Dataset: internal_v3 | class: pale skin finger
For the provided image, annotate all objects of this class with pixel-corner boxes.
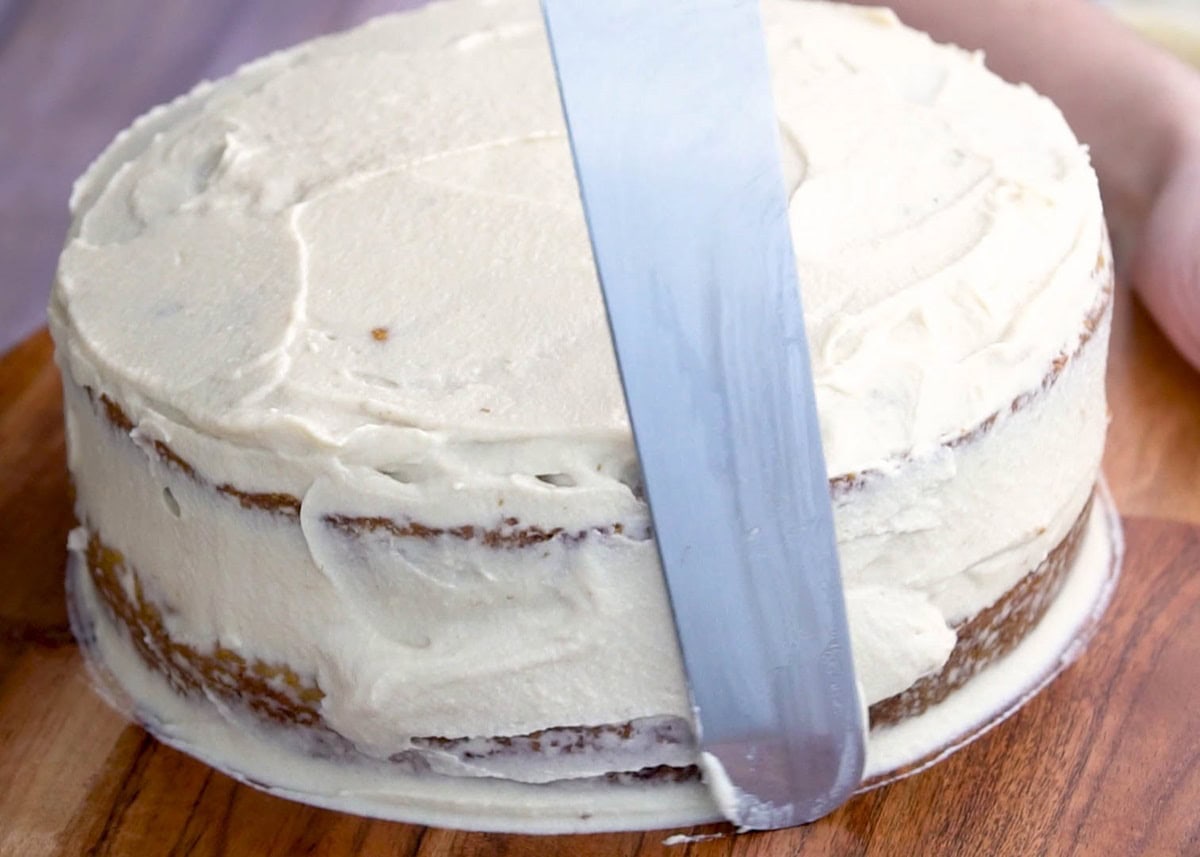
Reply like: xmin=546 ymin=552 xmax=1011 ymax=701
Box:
xmin=1131 ymin=147 xmax=1200 ymax=368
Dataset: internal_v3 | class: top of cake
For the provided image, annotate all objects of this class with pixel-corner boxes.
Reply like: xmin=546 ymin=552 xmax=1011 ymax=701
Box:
xmin=52 ymin=0 xmax=1104 ymax=478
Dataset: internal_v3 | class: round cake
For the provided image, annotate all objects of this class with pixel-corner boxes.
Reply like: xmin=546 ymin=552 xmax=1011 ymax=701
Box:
xmin=52 ymin=0 xmax=1117 ymax=832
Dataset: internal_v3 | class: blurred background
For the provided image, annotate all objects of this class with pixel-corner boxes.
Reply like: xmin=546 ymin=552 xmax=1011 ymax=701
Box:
xmin=1 ymin=0 xmax=1198 ymax=356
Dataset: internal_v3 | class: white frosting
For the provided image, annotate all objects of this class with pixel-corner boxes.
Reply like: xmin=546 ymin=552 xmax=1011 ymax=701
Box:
xmin=54 ymin=0 xmax=1104 ymax=473
xmin=64 ymin=487 xmax=1122 ymax=833
xmin=50 ymin=0 xmax=1112 ymax=786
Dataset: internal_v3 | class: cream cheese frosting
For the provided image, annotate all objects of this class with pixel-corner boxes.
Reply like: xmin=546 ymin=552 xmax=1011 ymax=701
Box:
xmin=51 ymin=0 xmax=1113 ymax=790
xmin=54 ymin=0 xmax=1104 ymax=475
xmin=62 ymin=486 xmax=1123 ymax=833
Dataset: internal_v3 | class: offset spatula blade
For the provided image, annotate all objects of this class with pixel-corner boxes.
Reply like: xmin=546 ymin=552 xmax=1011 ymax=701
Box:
xmin=541 ymin=0 xmax=865 ymax=828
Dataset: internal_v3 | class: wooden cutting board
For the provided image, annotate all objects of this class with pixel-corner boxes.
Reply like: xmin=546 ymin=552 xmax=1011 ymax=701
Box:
xmin=2 ymin=286 xmax=1198 ymax=857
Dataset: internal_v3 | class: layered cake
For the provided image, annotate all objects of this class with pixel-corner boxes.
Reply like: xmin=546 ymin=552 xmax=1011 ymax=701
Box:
xmin=52 ymin=0 xmax=1117 ymax=831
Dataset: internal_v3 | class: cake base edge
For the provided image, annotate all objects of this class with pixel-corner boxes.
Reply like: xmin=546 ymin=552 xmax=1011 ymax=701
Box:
xmin=65 ymin=484 xmax=1123 ymax=834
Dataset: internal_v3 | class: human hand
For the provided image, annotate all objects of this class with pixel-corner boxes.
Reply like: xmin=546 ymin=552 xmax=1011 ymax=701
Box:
xmin=1128 ymin=133 xmax=1200 ymax=372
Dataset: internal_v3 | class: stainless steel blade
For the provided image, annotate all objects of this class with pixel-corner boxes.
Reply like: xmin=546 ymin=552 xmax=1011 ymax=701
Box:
xmin=541 ymin=0 xmax=865 ymax=829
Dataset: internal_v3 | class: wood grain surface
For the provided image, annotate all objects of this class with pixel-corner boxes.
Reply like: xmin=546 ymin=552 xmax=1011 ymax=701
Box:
xmin=1106 ymin=285 xmax=1200 ymax=524
xmin=1 ymin=277 xmax=1198 ymax=855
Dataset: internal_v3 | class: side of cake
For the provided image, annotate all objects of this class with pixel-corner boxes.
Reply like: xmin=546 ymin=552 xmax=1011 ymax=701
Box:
xmin=51 ymin=0 xmax=1114 ymax=817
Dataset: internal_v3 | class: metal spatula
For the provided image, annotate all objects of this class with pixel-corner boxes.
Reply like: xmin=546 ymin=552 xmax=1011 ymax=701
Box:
xmin=541 ymin=0 xmax=865 ymax=829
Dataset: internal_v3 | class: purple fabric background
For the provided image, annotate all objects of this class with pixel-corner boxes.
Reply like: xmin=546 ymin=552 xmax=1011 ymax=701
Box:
xmin=0 ymin=0 xmax=422 ymax=355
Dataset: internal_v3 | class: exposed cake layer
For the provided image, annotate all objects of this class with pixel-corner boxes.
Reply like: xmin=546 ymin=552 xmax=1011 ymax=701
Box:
xmin=867 ymin=491 xmax=1091 ymax=725
xmin=71 ymin=489 xmax=1090 ymax=783
xmin=58 ymin=286 xmax=1110 ymax=780
xmin=63 ymin=493 xmax=1122 ymax=832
